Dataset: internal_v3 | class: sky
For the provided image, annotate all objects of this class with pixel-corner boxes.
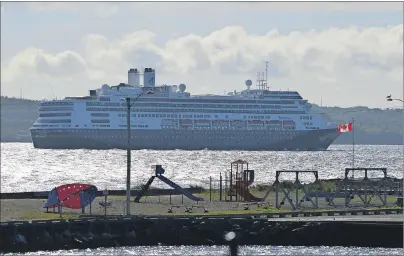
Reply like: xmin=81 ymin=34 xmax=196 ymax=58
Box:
xmin=1 ymin=1 xmax=403 ymax=108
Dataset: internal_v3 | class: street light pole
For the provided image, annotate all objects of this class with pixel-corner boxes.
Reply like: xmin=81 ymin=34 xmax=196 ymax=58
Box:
xmin=386 ymin=95 xmax=403 ymax=103
xmin=125 ymin=97 xmax=131 ymax=216
xmin=122 ymin=90 xmax=154 ymax=216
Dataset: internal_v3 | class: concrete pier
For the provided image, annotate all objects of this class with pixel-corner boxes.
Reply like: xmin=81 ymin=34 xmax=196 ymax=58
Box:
xmin=0 ymin=213 xmax=402 ymax=253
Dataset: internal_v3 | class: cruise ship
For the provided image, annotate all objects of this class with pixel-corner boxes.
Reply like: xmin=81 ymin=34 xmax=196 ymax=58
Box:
xmin=30 ymin=65 xmax=339 ymax=150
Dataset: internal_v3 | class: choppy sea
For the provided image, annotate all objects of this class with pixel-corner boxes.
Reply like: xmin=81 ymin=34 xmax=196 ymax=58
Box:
xmin=1 ymin=143 xmax=402 ymax=193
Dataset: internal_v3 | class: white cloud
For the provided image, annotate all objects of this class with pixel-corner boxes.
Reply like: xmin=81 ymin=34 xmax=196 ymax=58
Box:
xmin=1 ymin=24 xmax=403 ymax=108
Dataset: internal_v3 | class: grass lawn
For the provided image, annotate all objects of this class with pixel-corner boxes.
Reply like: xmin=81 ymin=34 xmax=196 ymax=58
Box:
xmin=21 ymin=212 xmax=80 ymax=221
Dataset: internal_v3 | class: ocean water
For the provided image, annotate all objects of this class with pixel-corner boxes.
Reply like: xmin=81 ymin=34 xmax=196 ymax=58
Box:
xmin=5 ymin=245 xmax=404 ymax=255
xmin=1 ymin=143 xmax=403 ymax=255
xmin=1 ymin=143 xmax=403 ymax=193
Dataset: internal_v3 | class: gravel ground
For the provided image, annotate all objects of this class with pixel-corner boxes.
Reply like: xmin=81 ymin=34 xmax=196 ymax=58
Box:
xmin=1 ymin=190 xmax=399 ymax=222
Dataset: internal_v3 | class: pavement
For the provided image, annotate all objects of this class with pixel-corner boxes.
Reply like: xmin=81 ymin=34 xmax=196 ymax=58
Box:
xmin=265 ymin=214 xmax=404 ymax=222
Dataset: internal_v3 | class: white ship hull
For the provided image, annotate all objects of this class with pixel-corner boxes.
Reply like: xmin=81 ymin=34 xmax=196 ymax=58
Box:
xmin=30 ymin=128 xmax=338 ymax=151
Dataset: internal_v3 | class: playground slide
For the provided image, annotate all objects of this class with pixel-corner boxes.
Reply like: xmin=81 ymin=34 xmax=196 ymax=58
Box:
xmin=134 ymin=176 xmax=156 ymax=203
xmin=235 ymin=182 xmax=264 ymax=202
xmin=156 ymin=175 xmax=204 ymax=201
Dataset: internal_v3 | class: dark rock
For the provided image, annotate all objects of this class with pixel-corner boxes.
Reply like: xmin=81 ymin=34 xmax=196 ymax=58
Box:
xmin=0 ymin=217 xmax=402 ymax=253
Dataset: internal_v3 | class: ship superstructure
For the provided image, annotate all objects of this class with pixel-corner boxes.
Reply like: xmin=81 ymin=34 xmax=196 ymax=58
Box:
xmin=30 ymin=65 xmax=339 ymax=150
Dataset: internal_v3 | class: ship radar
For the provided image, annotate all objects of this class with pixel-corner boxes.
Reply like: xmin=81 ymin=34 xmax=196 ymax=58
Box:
xmin=179 ymin=84 xmax=186 ymax=92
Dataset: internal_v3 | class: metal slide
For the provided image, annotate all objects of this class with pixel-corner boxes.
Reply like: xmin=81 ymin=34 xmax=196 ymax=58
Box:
xmin=235 ymin=181 xmax=264 ymax=202
xmin=156 ymin=175 xmax=204 ymax=201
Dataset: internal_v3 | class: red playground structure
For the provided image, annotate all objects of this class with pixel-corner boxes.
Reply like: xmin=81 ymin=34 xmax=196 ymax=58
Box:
xmin=208 ymin=160 xmax=263 ymax=202
xmin=43 ymin=183 xmax=97 ymax=211
xmin=229 ymin=160 xmax=263 ymax=202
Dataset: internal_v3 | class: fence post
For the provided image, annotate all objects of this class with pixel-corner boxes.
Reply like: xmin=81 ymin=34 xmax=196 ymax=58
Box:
xmin=235 ymin=171 xmax=238 ymax=202
xmin=209 ymin=176 xmax=212 ymax=202
xmin=230 ymin=170 xmax=233 ymax=202
xmin=220 ymin=172 xmax=222 ymax=201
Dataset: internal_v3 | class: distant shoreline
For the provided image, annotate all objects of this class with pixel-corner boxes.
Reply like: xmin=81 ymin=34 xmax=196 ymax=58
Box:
xmin=2 ymin=96 xmax=403 ymax=146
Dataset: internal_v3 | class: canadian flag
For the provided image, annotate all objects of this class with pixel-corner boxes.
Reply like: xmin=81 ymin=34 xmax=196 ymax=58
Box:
xmin=337 ymin=122 xmax=353 ymax=134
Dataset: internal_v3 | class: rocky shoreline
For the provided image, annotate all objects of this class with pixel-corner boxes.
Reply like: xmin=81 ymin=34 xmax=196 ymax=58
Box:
xmin=1 ymin=216 xmax=402 ymax=253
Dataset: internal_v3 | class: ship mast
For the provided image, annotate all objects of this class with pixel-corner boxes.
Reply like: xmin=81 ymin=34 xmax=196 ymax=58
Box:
xmin=265 ymin=61 xmax=268 ymax=90
xmin=256 ymin=61 xmax=269 ymax=92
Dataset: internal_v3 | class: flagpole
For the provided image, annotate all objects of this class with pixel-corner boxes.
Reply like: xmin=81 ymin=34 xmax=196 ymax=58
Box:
xmin=352 ymin=117 xmax=355 ymax=178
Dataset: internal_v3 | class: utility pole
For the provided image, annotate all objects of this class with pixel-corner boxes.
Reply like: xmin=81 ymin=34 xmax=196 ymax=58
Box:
xmin=123 ymin=89 xmax=154 ymax=216
xmin=126 ymin=97 xmax=131 ymax=215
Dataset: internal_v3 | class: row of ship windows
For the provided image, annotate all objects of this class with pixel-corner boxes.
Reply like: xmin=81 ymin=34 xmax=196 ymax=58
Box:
xmin=39 ymin=113 xmax=72 ymax=117
xmin=34 ymin=120 xmax=304 ymax=129
xmin=32 ymin=125 xmax=317 ymax=131
xmin=40 ymin=102 xmax=74 ymax=106
xmin=118 ymin=113 xmax=269 ymax=119
xmin=37 ymin=119 xmax=110 ymax=124
xmin=120 ymin=103 xmax=297 ymax=109
xmin=86 ymin=100 xmax=297 ymax=106
xmin=87 ymin=103 xmax=297 ymax=110
xmin=38 ymin=106 xmax=304 ymax=114
xmin=37 ymin=129 xmax=300 ymax=135
xmin=86 ymin=108 xmax=305 ymax=114
xmin=39 ymin=107 xmax=74 ymax=111
xmin=81 ymin=135 xmax=295 ymax=140
xmin=163 ymin=126 xmax=295 ymax=130
xmin=86 ymin=102 xmax=119 ymax=106
xmin=91 ymin=113 xmax=109 ymax=117
xmin=116 ymin=113 xmax=291 ymax=120
xmin=39 ymin=113 xmax=110 ymax=118
xmin=33 ymin=124 xmax=113 ymax=128
xmin=39 ymin=97 xmax=304 ymax=107
xmin=37 ymin=112 xmax=313 ymax=122
xmin=37 ymin=119 xmax=71 ymax=123
xmin=32 ymin=125 xmax=71 ymax=127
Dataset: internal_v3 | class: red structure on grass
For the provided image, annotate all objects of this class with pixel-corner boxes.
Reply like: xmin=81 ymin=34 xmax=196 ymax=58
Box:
xmin=43 ymin=183 xmax=97 ymax=209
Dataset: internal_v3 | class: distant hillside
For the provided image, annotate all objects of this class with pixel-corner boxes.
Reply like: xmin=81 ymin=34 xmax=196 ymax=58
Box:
xmin=1 ymin=96 xmax=39 ymax=142
xmin=0 ymin=95 xmax=403 ymax=145
xmin=310 ymin=105 xmax=403 ymax=145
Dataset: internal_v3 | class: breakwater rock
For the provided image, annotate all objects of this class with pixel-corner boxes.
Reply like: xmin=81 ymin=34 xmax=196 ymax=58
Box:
xmin=0 ymin=216 xmax=402 ymax=253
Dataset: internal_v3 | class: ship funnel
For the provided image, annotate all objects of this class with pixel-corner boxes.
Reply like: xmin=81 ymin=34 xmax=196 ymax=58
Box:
xmin=128 ymin=68 xmax=140 ymax=87
xmin=143 ymin=68 xmax=156 ymax=87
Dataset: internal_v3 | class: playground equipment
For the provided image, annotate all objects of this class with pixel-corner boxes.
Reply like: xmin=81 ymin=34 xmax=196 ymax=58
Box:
xmin=273 ymin=170 xmax=329 ymax=210
xmin=333 ymin=167 xmax=402 ymax=207
xmin=274 ymin=167 xmax=402 ymax=210
xmin=43 ymin=184 xmax=97 ymax=213
xmin=209 ymin=160 xmax=263 ymax=202
xmin=134 ymin=165 xmax=204 ymax=203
